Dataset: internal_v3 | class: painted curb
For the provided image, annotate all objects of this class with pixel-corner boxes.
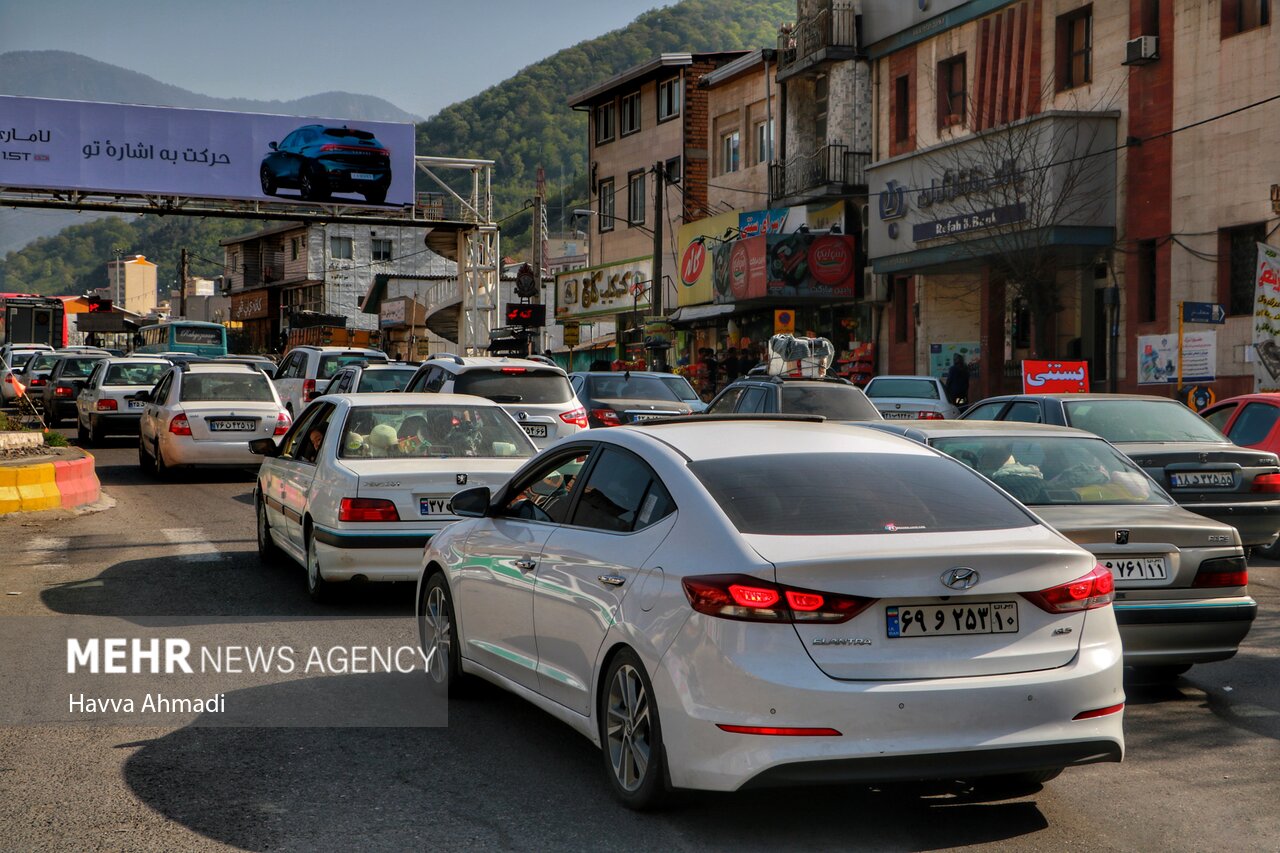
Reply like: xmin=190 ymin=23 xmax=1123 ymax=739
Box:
xmin=53 ymin=455 xmax=101 ymax=509
xmin=0 ymin=450 xmax=100 ymax=514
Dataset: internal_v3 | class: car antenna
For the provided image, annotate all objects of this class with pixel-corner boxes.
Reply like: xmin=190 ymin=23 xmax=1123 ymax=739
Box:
xmin=624 ymin=369 xmax=630 ymax=380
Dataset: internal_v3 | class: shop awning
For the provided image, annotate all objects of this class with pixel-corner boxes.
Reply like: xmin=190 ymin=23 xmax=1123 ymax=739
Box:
xmin=667 ymin=304 xmax=735 ymax=324
xmin=551 ymin=333 xmax=615 ymax=353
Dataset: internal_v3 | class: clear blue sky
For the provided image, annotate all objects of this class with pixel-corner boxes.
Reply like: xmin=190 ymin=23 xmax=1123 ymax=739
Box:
xmin=1 ymin=0 xmax=669 ymax=118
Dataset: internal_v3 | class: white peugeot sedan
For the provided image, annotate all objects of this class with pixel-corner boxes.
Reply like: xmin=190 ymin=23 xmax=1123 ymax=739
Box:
xmin=251 ymin=393 xmax=537 ymax=601
xmin=75 ymin=356 xmax=171 ymax=445
xmin=415 ymin=416 xmax=1125 ymax=808
xmin=137 ymin=363 xmax=291 ymax=476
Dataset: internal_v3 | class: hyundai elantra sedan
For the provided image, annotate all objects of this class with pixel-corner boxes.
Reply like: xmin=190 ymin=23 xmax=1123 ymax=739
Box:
xmin=414 ymin=415 xmax=1125 ymax=808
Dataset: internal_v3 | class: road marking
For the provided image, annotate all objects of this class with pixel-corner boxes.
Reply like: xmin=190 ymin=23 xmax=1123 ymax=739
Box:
xmin=162 ymin=528 xmax=222 ymax=563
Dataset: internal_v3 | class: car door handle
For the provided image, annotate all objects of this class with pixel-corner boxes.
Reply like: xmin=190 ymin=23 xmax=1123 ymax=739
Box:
xmin=598 ymin=574 xmax=626 ymax=587
xmin=514 ymin=558 xmax=537 ymax=572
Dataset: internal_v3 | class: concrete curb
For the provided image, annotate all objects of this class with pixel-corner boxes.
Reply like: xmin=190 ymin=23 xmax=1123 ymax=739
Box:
xmin=0 ymin=448 xmax=100 ymax=514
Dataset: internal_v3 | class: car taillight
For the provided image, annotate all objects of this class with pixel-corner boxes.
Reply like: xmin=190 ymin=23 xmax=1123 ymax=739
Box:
xmin=1192 ymin=556 xmax=1248 ymax=588
xmin=916 ymin=411 xmax=944 ymax=419
xmin=168 ymin=414 xmax=192 ymax=436
xmin=1024 ymin=564 xmax=1115 ymax=613
xmin=1251 ymin=473 xmax=1280 ymax=493
xmin=682 ymin=574 xmax=875 ymax=624
xmin=54 ymin=386 xmax=73 ymax=397
xmin=29 ymin=377 xmax=46 ymax=387
xmin=590 ymin=408 xmax=622 ymax=427
xmin=501 ymin=367 xmax=527 ymax=374
xmin=559 ymin=406 xmax=589 ymax=428
xmin=302 ymin=378 xmax=317 ymax=402
xmin=96 ymin=399 xmax=118 ymax=411
xmin=273 ymin=411 xmax=291 ymax=436
xmin=339 ymin=497 xmax=400 ymax=522
xmin=318 ymin=143 xmax=388 ymax=156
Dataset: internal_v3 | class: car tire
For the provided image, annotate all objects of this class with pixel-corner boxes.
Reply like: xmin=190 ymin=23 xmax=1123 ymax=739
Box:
xmin=599 ymin=648 xmax=668 ymax=810
xmin=300 ymin=165 xmax=329 ymax=202
xmin=77 ymin=417 xmax=91 ymax=446
xmin=305 ymin=527 xmax=333 ymax=603
xmin=153 ymin=439 xmax=172 ymax=480
xmin=256 ymin=489 xmax=283 ymax=564
xmin=418 ymin=572 xmax=476 ymax=699
xmin=138 ymin=435 xmax=155 ymax=475
xmin=259 ymin=164 xmax=277 ymax=196
xmin=88 ymin=416 xmax=104 ymax=446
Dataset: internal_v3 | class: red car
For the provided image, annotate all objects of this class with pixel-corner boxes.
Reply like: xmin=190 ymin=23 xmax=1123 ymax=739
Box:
xmin=1202 ymin=393 xmax=1280 ymax=556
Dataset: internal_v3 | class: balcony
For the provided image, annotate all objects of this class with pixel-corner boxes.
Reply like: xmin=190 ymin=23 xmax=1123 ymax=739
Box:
xmin=769 ymin=144 xmax=870 ymax=207
xmin=776 ymin=0 xmax=860 ymax=82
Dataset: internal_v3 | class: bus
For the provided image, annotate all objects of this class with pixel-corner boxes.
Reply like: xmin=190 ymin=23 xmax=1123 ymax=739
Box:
xmin=0 ymin=294 xmax=67 ymax=348
xmin=134 ymin=320 xmax=229 ymax=358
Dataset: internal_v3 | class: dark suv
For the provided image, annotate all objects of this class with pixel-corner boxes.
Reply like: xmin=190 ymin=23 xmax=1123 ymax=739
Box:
xmin=704 ymin=373 xmax=882 ymax=422
xmin=260 ymin=124 xmax=392 ymax=204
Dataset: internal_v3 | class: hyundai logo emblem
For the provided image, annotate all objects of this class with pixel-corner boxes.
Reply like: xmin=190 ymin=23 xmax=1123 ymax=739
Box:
xmin=941 ymin=567 xmax=979 ymax=590
xmin=1115 ymin=529 xmax=1130 ymax=545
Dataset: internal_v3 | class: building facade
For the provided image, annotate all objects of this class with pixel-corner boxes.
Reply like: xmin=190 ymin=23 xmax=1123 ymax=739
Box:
xmin=105 ymin=255 xmax=158 ymax=317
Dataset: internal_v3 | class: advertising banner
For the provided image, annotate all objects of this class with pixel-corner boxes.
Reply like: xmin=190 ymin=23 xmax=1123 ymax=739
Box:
xmin=1252 ymin=242 xmax=1280 ymax=392
xmin=1021 ymin=360 xmax=1089 ymax=394
xmin=676 ymin=211 xmax=740 ymax=307
xmin=929 ymin=342 xmax=981 ymax=383
xmin=1137 ymin=332 xmax=1216 ymax=384
xmin=230 ymin=290 xmax=271 ymax=321
xmin=0 ymin=95 xmax=415 ymax=206
xmin=555 ymin=256 xmax=652 ymax=321
xmin=1180 ymin=331 xmax=1217 ymax=383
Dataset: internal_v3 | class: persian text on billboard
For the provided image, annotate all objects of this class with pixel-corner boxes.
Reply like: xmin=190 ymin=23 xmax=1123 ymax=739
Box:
xmin=1252 ymin=242 xmax=1280 ymax=392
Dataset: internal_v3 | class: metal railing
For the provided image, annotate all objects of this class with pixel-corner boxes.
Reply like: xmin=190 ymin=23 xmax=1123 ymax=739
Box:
xmin=777 ymin=0 xmax=859 ymax=71
xmin=769 ymin=144 xmax=870 ymax=201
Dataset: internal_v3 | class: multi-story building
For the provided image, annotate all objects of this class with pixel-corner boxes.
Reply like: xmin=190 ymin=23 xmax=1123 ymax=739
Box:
xmin=702 ymin=49 xmax=779 ymax=212
xmin=105 ymin=254 xmax=158 ymax=317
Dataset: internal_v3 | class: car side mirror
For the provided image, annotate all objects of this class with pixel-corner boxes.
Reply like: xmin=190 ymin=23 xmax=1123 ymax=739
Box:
xmin=451 ymin=486 xmax=491 ymax=518
xmin=249 ymin=437 xmax=281 ymax=457
xmin=269 ymin=141 xmax=278 ymax=150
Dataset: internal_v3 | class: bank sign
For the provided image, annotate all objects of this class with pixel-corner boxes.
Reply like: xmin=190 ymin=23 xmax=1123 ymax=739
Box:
xmin=0 ymin=95 xmax=415 ymax=206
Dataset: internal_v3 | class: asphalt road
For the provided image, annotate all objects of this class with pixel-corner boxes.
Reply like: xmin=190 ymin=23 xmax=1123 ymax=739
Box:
xmin=0 ymin=433 xmax=1278 ymax=852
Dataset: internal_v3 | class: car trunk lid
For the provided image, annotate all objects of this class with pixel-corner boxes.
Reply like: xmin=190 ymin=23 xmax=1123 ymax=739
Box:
xmin=180 ymin=402 xmax=282 ymax=441
xmin=1118 ymin=441 xmax=1279 ymax=500
xmin=350 ymin=458 xmax=520 ymax=524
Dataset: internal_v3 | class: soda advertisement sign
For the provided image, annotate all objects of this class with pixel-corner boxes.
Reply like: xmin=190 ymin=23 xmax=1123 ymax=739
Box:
xmin=709 ymin=233 xmax=856 ymax=303
xmin=1021 ymin=360 xmax=1090 ymax=394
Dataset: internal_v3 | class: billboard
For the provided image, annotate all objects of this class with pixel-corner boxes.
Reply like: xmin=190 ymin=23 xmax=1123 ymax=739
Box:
xmin=555 ymin=256 xmax=652 ymax=321
xmin=1022 ymin=360 xmax=1089 ymax=394
xmin=709 ymin=233 xmax=857 ymax=303
xmin=1137 ymin=332 xmax=1217 ymax=384
xmin=0 ymin=95 xmax=415 ymax=207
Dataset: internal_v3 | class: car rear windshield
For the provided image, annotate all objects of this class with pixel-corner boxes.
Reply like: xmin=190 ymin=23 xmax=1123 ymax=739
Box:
xmin=690 ymin=452 xmax=1034 ymax=535
xmin=61 ymin=357 xmax=106 ymax=378
xmin=931 ymin=435 xmax=1172 ymax=506
xmin=180 ymin=372 xmax=276 ymax=403
xmin=866 ymin=378 xmax=940 ymax=400
xmin=318 ymin=354 xmax=387 ymax=380
xmin=357 ymin=368 xmax=416 ymax=392
xmin=1063 ymin=399 xmax=1227 ymax=443
xmin=323 ymin=127 xmax=375 ymax=141
xmin=455 ymin=369 xmax=574 ymax=404
xmin=658 ymin=374 xmax=700 ymax=403
xmin=340 ymin=404 xmax=535 ymax=459
xmin=105 ymin=363 xmax=169 ymax=386
xmin=30 ymin=354 xmax=58 ymax=371
xmin=781 ymin=385 xmax=881 ymax=420
xmin=586 ymin=375 xmax=681 ymax=402
xmin=8 ymin=352 xmax=36 ymax=369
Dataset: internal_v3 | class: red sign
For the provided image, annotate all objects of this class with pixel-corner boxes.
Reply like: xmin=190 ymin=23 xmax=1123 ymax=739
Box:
xmin=1021 ymin=360 xmax=1090 ymax=394
xmin=808 ymin=235 xmax=854 ymax=287
xmin=679 ymin=241 xmax=706 ymax=286
xmin=504 ymin=303 xmax=546 ymax=327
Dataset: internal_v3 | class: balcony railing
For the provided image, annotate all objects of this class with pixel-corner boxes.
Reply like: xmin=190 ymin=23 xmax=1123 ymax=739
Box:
xmin=777 ymin=0 xmax=859 ymax=73
xmin=769 ymin=144 xmax=870 ymax=202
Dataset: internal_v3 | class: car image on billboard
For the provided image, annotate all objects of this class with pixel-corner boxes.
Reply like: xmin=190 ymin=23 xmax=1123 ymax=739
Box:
xmin=260 ymin=124 xmax=392 ymax=204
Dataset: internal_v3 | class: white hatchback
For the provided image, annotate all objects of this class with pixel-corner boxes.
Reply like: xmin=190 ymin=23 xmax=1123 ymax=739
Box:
xmin=415 ymin=418 xmax=1125 ymax=807
xmin=251 ymin=393 xmax=538 ymax=601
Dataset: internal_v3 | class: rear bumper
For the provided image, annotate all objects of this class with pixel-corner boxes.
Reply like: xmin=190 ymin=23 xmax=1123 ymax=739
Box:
xmin=1114 ymin=598 xmax=1256 ymax=666
xmin=1179 ymin=500 xmax=1280 ymax=547
xmin=313 ymin=528 xmax=434 ymax=582
xmin=159 ymin=435 xmax=261 ymax=467
xmin=87 ymin=412 xmax=143 ymax=435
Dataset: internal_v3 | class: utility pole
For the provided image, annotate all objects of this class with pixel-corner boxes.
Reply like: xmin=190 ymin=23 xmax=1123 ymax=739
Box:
xmin=178 ymin=247 xmax=188 ymax=319
xmin=651 ymin=160 xmax=666 ymax=372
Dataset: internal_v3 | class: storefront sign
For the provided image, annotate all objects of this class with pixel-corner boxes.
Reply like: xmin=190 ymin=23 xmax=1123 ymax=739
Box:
xmin=1021 ymin=360 xmax=1089 ymax=394
xmin=562 ymin=322 xmax=580 ymax=347
xmin=380 ymin=299 xmax=406 ymax=328
xmin=555 ymin=256 xmax=652 ymax=320
xmin=912 ymin=203 xmax=1026 ymax=242
xmin=231 ymin=290 xmax=270 ymax=321
xmin=676 ymin=212 xmax=740 ymax=306
xmin=1252 ymin=242 xmax=1280 ymax=392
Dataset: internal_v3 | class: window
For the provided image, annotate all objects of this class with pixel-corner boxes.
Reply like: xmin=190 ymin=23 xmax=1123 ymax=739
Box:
xmin=1203 ymin=402 xmax=1239 ymax=433
xmin=1005 ymin=401 xmax=1044 ymax=423
xmin=664 ymin=156 xmax=682 ymax=184
xmin=620 ymin=92 xmax=641 ymax=136
xmin=738 ymin=386 xmax=768 ymax=413
xmin=780 ymin=386 xmax=882 ymax=420
xmin=1227 ymin=402 xmax=1280 ymax=446
xmin=815 ymin=73 xmax=829 ymax=142
xmin=707 ymin=388 xmax=744 ymax=414
xmin=893 ymin=277 xmax=910 ymax=342
xmin=1221 ymin=222 xmax=1267 ymax=315
xmin=937 ymin=55 xmax=966 ymax=129
xmin=372 ymin=238 xmax=393 ymax=262
xmin=330 ymin=236 xmax=353 ymax=260
xmin=964 ymin=401 xmax=1007 ymax=421
xmin=282 ymin=402 xmax=334 ymax=462
xmin=504 ymin=451 xmax=591 ymax=524
xmin=755 ymin=119 xmax=774 ymax=164
xmin=894 ymin=75 xmax=911 ymax=143
xmin=1223 ymin=0 xmax=1270 ymax=36
xmin=1137 ymin=239 xmax=1158 ymax=323
xmin=598 ymin=180 xmax=615 ymax=232
xmin=595 ymin=102 xmax=616 ymax=144
xmin=657 ymin=78 xmax=681 ymax=121
xmin=570 ymin=448 xmax=673 ymax=533
xmin=290 ymin=237 xmax=302 ymax=261
xmin=720 ymin=130 xmax=740 ymax=175
xmin=627 ymin=170 xmax=646 ymax=226
xmin=1062 ymin=398 xmax=1229 ymax=443
xmin=455 ymin=369 xmax=574 ymax=404
xmin=1140 ymin=0 xmax=1160 ymax=36
xmin=1056 ymin=6 xmax=1093 ymax=90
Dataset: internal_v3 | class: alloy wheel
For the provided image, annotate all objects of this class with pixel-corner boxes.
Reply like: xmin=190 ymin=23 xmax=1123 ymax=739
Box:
xmin=421 ymin=585 xmax=452 ymax=684
xmin=605 ymin=663 xmax=653 ymax=792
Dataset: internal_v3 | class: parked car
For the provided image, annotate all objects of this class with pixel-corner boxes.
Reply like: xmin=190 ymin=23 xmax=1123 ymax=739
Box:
xmin=865 ymin=420 xmax=1255 ymax=681
xmin=260 ymin=124 xmax=393 ymax=204
xmin=251 ymin=393 xmax=537 ymax=601
xmin=705 ymin=373 xmax=882 ymax=422
xmin=75 ymin=356 xmax=171 ymax=444
xmin=214 ymin=354 xmax=278 ymax=379
xmin=137 ymin=363 xmax=290 ymax=477
xmin=864 ymin=374 xmax=960 ymax=420
xmin=41 ymin=351 xmax=112 ymax=424
xmin=324 ymin=362 xmax=417 ymax=394
xmin=568 ymin=371 xmax=692 ymax=427
xmin=274 ymin=345 xmax=388 ymax=417
xmin=415 ymin=416 xmax=1124 ymax=808
xmin=0 ymin=343 xmax=53 ymax=403
xmin=406 ymin=355 xmax=587 ymax=449
xmin=961 ymin=393 xmax=1280 ymax=547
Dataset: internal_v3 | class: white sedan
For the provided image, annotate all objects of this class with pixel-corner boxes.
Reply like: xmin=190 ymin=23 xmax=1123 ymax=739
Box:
xmin=76 ymin=356 xmax=171 ymax=444
xmin=252 ymin=393 xmax=537 ymax=601
xmin=415 ymin=417 xmax=1125 ymax=807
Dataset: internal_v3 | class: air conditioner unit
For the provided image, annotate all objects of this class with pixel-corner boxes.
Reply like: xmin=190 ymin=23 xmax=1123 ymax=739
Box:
xmin=863 ymin=270 xmax=889 ymax=303
xmin=1123 ymin=35 xmax=1158 ymax=66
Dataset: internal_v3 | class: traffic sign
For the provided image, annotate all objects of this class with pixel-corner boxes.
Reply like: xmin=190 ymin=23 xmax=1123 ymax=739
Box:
xmin=1181 ymin=302 xmax=1225 ymax=324
xmin=514 ymin=263 xmax=539 ymax=299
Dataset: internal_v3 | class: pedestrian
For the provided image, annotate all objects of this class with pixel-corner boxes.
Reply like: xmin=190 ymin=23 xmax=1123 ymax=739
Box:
xmin=724 ymin=346 xmax=741 ymax=382
xmin=945 ymin=353 xmax=970 ymax=407
xmin=700 ymin=347 xmax=719 ymax=397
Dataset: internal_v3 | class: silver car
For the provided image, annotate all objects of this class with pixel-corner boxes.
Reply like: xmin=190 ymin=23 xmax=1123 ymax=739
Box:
xmin=867 ymin=420 xmax=1256 ymax=681
xmin=864 ymin=375 xmax=960 ymax=420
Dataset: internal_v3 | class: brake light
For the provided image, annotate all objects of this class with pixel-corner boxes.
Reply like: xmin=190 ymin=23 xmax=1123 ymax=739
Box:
xmin=1073 ymin=703 xmax=1124 ymax=721
xmin=317 ymin=143 xmax=388 ymax=156
xmin=29 ymin=377 xmax=46 ymax=387
xmin=501 ymin=367 xmax=528 ymax=374
xmin=339 ymin=497 xmax=400 ymax=522
xmin=682 ymin=574 xmax=875 ymax=623
xmin=1192 ymin=556 xmax=1248 ymax=588
xmin=1251 ymin=473 xmax=1280 ymax=493
xmin=916 ymin=410 xmax=944 ymax=420
xmin=168 ymin=414 xmax=192 ymax=436
xmin=716 ymin=724 xmax=842 ymax=736
xmin=54 ymin=386 xmax=73 ymax=398
xmin=1024 ymin=564 xmax=1114 ymax=613
xmin=273 ymin=411 xmax=291 ymax=436
xmin=590 ymin=408 xmax=622 ymax=427
xmin=559 ymin=406 xmax=589 ymax=428
xmin=96 ymin=399 xmax=118 ymax=411
xmin=302 ymin=378 xmax=317 ymax=402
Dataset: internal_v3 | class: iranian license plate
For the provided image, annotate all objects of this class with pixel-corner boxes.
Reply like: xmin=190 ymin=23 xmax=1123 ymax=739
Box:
xmin=630 ymin=414 xmax=665 ymax=422
xmin=886 ymin=601 xmax=1019 ymax=638
xmin=1102 ymin=556 xmax=1168 ymax=581
xmin=884 ymin=411 xmax=914 ymax=419
xmin=420 ymin=497 xmax=453 ymax=516
xmin=1170 ymin=471 xmax=1233 ymax=488
xmin=350 ymin=172 xmax=376 ymax=181
xmin=127 ymin=400 xmax=144 ymax=409
xmin=521 ymin=424 xmax=548 ymax=438
xmin=209 ymin=419 xmax=255 ymax=431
